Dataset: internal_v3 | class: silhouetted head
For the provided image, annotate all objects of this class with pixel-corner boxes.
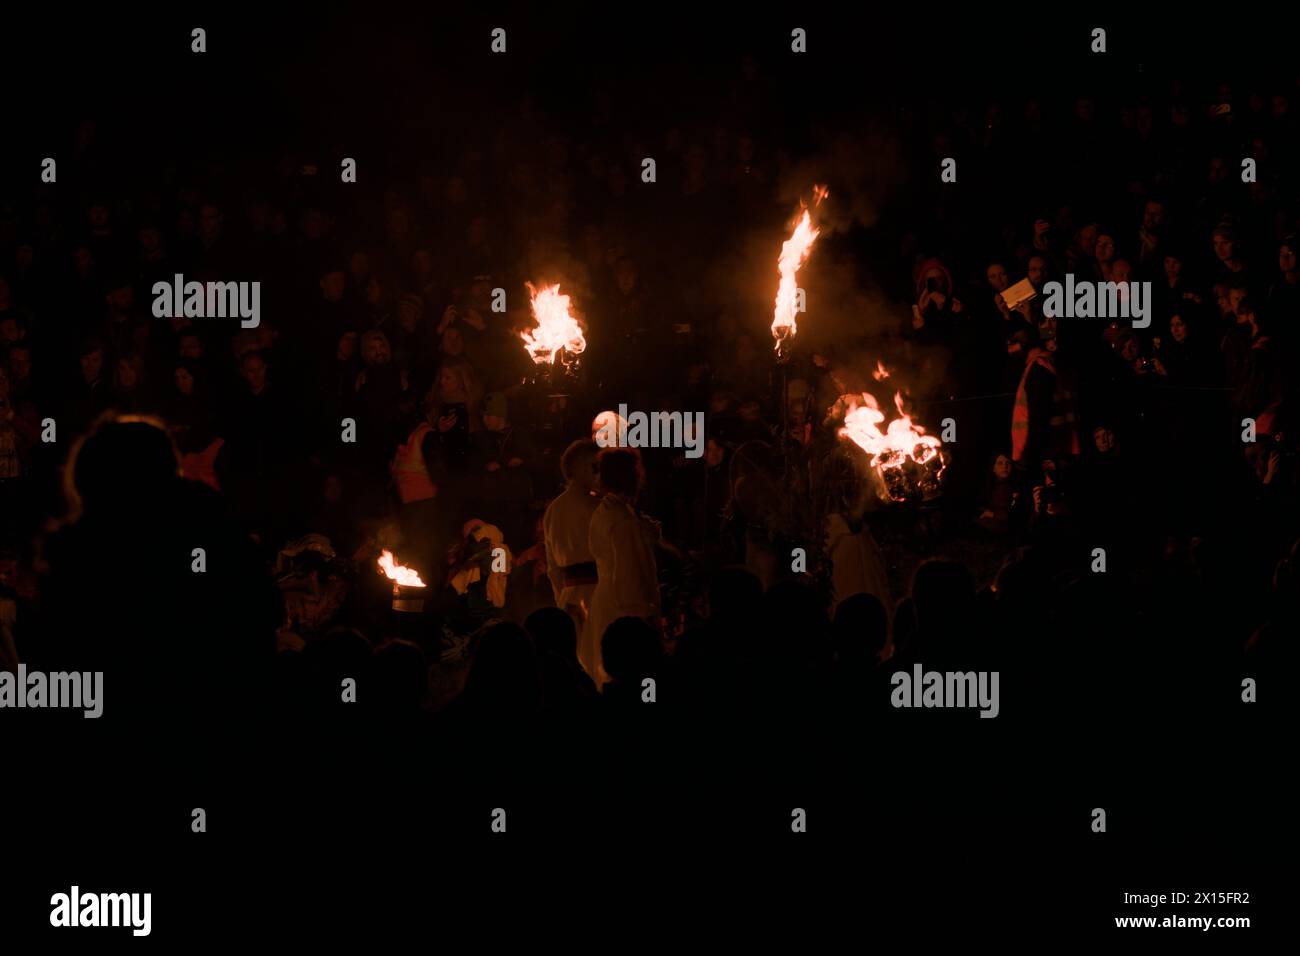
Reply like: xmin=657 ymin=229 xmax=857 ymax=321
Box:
xmin=373 ymin=640 xmax=428 ymax=713
xmin=601 ymin=616 xmax=661 ymax=683
xmin=707 ymin=566 xmax=763 ymax=624
xmin=525 ymin=606 xmax=578 ymax=661
xmin=66 ymin=414 xmax=180 ymax=519
xmin=833 ymin=592 xmax=888 ymax=665
xmin=461 ymin=621 xmax=540 ymax=715
xmin=597 ymin=447 xmax=642 ymax=498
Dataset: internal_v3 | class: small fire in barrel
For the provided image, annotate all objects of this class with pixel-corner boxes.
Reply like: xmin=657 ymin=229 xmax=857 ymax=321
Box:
xmin=522 ymin=282 xmax=587 ymax=367
xmin=836 ymin=391 xmax=948 ymax=503
xmin=378 ymin=549 xmax=427 ymax=612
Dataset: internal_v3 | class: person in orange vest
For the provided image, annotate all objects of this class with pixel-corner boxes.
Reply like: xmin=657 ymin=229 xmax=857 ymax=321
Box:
xmin=1010 ymin=333 xmax=1080 ymax=474
xmin=179 ymin=436 xmax=224 ymax=492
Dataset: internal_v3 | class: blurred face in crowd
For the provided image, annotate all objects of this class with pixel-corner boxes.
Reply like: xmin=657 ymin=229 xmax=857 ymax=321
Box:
xmin=1027 ymin=256 xmax=1047 ymax=287
xmin=1142 ymin=201 xmax=1163 ymax=232
xmin=705 ymin=438 xmax=725 ymax=468
xmin=1076 ymin=223 xmax=1098 ymax=257
xmin=387 ymin=207 xmax=410 ymax=241
xmin=364 ymin=334 xmax=390 ymax=367
xmin=139 ymin=226 xmax=162 ymax=253
xmin=1095 ymin=234 xmax=1116 ymax=263
xmin=440 ymin=326 xmax=464 ymax=356
xmin=467 ymin=216 xmax=490 ymax=247
xmin=321 ymin=270 xmax=346 ymax=302
xmin=116 ymin=358 xmax=138 ymax=390
xmin=1169 ymin=315 xmax=1188 ymax=343
xmin=1213 ymin=233 xmax=1235 ymax=262
xmin=337 ymin=331 xmax=358 ymax=361
xmin=411 ymin=250 xmax=433 ymax=281
xmin=439 ymin=366 xmax=465 ymax=400
xmin=922 ymin=266 xmax=948 ymax=294
xmin=993 ymin=455 xmax=1012 ymax=480
xmin=986 ymin=263 xmax=1009 ymax=292
xmin=199 ymin=204 xmax=222 ymax=242
xmin=349 ymin=251 xmax=370 ymax=281
xmin=1229 ymin=286 xmax=1248 ymax=315
xmin=1214 ymin=284 xmax=1232 ymax=317
xmin=398 ymin=300 xmax=421 ymax=332
xmin=1280 ymin=243 xmax=1297 ymax=275
xmin=9 ymin=347 xmax=31 ymax=382
xmin=1120 ymin=337 xmax=1140 ymax=363
xmin=174 ymin=366 xmax=195 ymax=396
xmin=179 ymin=333 xmax=203 ymax=359
xmin=242 ymin=355 xmax=268 ymax=393
xmin=616 ymin=260 xmax=638 ymax=295
xmin=107 ymin=285 xmax=134 ymax=314
xmin=1094 ymin=427 xmax=1115 ymax=453
xmin=1111 ymin=259 xmax=1132 ymax=284
xmin=81 ymin=349 xmax=104 ymax=384
xmin=1164 ymin=255 xmax=1182 ymax=285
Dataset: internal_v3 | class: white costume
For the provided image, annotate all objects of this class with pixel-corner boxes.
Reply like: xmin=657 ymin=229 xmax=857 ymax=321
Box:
xmin=586 ymin=495 xmax=661 ymax=686
xmin=543 ymin=483 xmax=600 ymax=676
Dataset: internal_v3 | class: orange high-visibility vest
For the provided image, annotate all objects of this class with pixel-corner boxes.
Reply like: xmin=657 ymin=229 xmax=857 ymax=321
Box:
xmin=180 ymin=438 xmax=224 ymax=492
xmin=1011 ymin=348 xmax=1080 ymax=462
xmin=392 ymin=422 xmax=437 ymax=503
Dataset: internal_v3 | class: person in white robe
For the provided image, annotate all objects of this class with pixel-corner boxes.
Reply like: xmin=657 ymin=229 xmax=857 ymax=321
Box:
xmin=586 ymin=448 xmax=661 ymax=687
xmin=543 ymin=440 xmax=601 ymax=679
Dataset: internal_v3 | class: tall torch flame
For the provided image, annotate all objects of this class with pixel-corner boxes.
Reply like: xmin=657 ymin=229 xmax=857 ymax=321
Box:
xmin=771 ymin=185 xmax=828 ymax=360
xmin=522 ymin=282 xmax=587 ymax=365
xmin=378 ymin=550 xmax=426 ymax=588
xmin=836 ymin=391 xmax=947 ymax=503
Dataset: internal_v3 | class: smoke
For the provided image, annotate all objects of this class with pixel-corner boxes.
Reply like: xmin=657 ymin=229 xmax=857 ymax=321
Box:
xmin=774 ymin=125 xmax=909 ymax=235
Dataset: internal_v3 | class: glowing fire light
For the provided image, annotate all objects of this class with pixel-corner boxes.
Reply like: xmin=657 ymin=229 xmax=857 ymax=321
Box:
xmin=378 ymin=550 xmax=426 ymax=589
xmin=873 ymin=360 xmax=890 ymax=381
xmin=522 ymin=282 xmax=586 ymax=365
xmin=836 ymin=392 xmax=947 ymax=502
xmin=592 ymin=409 xmax=628 ymax=446
xmin=771 ymin=185 xmax=829 ymax=359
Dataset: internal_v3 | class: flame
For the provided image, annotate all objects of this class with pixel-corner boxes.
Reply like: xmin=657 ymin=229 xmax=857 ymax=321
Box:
xmin=836 ymin=392 xmax=946 ymax=502
xmin=522 ymin=282 xmax=586 ymax=365
xmin=771 ymin=185 xmax=828 ymax=358
xmin=378 ymin=550 xmax=426 ymax=588
xmin=872 ymin=360 xmax=890 ymax=381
